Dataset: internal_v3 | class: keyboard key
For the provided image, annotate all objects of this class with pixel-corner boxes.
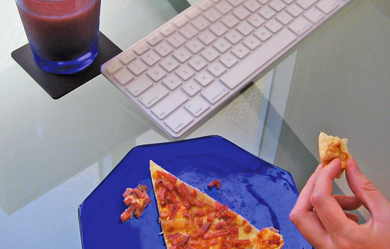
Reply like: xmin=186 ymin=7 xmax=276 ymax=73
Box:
xmin=147 ymin=33 xmax=164 ymax=46
xmin=316 ymin=0 xmax=339 ymax=14
xmin=233 ymin=6 xmax=251 ymax=20
xmin=120 ymin=50 xmax=137 ymax=65
xmin=265 ymin=19 xmax=283 ymax=33
xmin=163 ymin=74 xmax=183 ymax=90
xmin=164 ymin=108 xmax=194 ymax=134
xmin=180 ymin=24 xmax=198 ymax=39
xmin=287 ymin=3 xmax=304 ymax=17
xmin=151 ymin=90 xmax=188 ymax=119
xmin=247 ymin=14 xmax=265 ymax=28
xmin=210 ymin=21 xmax=229 ymax=37
xmin=189 ymin=56 xmax=208 ymax=71
xmin=215 ymin=1 xmax=233 ymax=14
xmin=244 ymin=0 xmax=261 ymax=12
xmin=160 ymin=56 xmax=180 ymax=72
xmin=220 ymin=29 xmax=297 ymax=89
xmin=254 ymin=26 xmax=273 ymax=41
xmin=207 ymin=61 xmax=226 ymax=77
xmin=154 ymin=41 xmax=174 ymax=57
xmin=192 ymin=15 xmax=211 ymax=31
xmin=125 ymin=75 xmax=154 ymax=97
xmin=236 ymin=21 xmax=255 ymax=36
xmin=167 ymin=33 xmax=186 ymax=48
xmin=114 ymin=67 xmax=134 ymax=85
xmin=182 ymin=80 xmax=202 ymax=96
xmin=225 ymin=30 xmax=244 ymax=44
xmin=198 ymin=0 xmax=213 ymax=11
xmin=243 ymin=35 xmax=262 ymax=50
xmin=176 ymin=65 xmax=195 ymax=80
xmin=276 ymin=11 xmax=294 ymax=25
xmin=186 ymin=7 xmax=201 ymax=19
xmin=258 ymin=0 xmax=270 ymax=4
xmin=221 ymin=13 xmax=240 ymax=28
xmin=204 ymin=8 xmax=222 ymax=22
xmin=269 ymin=0 xmax=287 ymax=12
xmin=195 ymin=71 xmax=214 ymax=87
xmin=139 ymin=84 xmax=169 ymax=108
xmin=259 ymin=6 xmax=276 ymax=20
xmin=201 ymin=47 xmax=220 ymax=62
xmin=173 ymin=15 xmax=189 ymax=28
xmin=160 ymin=24 xmax=176 ymax=36
xmin=227 ymin=0 xmax=244 ymax=7
xmin=134 ymin=42 xmax=150 ymax=55
xmin=185 ymin=96 xmax=210 ymax=117
xmin=201 ymin=81 xmax=229 ymax=104
xmin=304 ymin=7 xmax=325 ymax=23
xmin=231 ymin=44 xmax=250 ymax=59
xmin=186 ymin=38 xmax=205 ymax=54
xmin=198 ymin=30 xmax=217 ymax=45
xmin=173 ymin=47 xmax=192 ymax=63
xmin=213 ymin=38 xmax=231 ymax=53
xmin=288 ymin=16 xmax=313 ymax=35
xmin=296 ymin=0 xmax=317 ymax=10
xmin=128 ymin=59 xmax=148 ymax=76
xmin=146 ymin=65 xmax=167 ymax=82
xmin=141 ymin=50 xmax=161 ymax=67
xmin=105 ymin=59 xmax=122 ymax=75
xmin=219 ymin=52 xmax=239 ymax=68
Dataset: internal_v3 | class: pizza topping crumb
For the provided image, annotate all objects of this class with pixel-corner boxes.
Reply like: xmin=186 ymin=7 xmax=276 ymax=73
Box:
xmin=245 ymin=224 xmax=253 ymax=233
xmin=179 ymin=183 xmax=196 ymax=206
xmin=173 ymin=185 xmax=191 ymax=209
xmin=207 ymin=213 xmax=215 ymax=222
xmin=208 ymin=179 xmax=221 ymax=189
xmin=120 ymin=184 xmax=151 ymax=222
xmin=194 ymin=221 xmax=212 ymax=238
xmin=156 ymin=170 xmax=177 ymax=183
xmin=169 ymin=200 xmax=180 ymax=220
xmin=204 ymin=228 xmax=231 ymax=239
xmin=194 ymin=209 xmax=205 ymax=217
xmin=157 ymin=178 xmax=174 ymax=191
xmin=233 ymin=239 xmax=251 ymax=245
xmin=269 ymin=239 xmax=281 ymax=245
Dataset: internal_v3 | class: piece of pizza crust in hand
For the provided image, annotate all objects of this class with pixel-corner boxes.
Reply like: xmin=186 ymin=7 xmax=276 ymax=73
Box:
xmin=150 ymin=160 xmax=284 ymax=249
xmin=318 ymin=132 xmax=351 ymax=178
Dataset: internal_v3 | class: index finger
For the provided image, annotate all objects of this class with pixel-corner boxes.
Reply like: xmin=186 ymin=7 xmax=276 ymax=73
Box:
xmin=311 ymin=159 xmax=357 ymax=236
xmin=291 ymin=164 xmax=323 ymax=214
xmin=290 ymin=165 xmax=329 ymax=247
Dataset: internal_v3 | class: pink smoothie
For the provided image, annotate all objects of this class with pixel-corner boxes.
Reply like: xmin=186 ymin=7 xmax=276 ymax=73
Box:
xmin=17 ymin=0 xmax=101 ymax=62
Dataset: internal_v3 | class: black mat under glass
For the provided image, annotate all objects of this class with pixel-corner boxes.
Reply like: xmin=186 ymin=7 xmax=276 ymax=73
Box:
xmin=11 ymin=32 xmax=122 ymax=99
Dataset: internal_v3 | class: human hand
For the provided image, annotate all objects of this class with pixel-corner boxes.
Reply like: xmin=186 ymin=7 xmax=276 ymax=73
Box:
xmin=289 ymin=158 xmax=390 ymax=249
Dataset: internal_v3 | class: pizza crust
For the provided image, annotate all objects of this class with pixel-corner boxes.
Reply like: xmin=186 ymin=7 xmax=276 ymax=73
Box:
xmin=318 ymin=132 xmax=351 ymax=178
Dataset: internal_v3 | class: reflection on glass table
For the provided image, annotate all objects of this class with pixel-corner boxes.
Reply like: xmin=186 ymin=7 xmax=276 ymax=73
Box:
xmin=1 ymin=0 xmax=390 ymax=248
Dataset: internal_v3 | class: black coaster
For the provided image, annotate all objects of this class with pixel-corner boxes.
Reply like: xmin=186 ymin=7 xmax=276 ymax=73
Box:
xmin=11 ymin=32 xmax=122 ymax=99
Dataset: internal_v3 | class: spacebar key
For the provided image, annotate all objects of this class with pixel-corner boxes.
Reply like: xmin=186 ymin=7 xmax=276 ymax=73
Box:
xmin=220 ymin=29 xmax=297 ymax=90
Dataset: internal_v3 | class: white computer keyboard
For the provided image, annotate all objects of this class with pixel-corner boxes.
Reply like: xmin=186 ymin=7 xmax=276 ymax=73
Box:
xmin=101 ymin=0 xmax=351 ymax=138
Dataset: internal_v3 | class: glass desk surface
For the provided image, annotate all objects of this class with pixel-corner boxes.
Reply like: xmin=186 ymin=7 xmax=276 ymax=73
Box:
xmin=1 ymin=0 xmax=390 ymax=248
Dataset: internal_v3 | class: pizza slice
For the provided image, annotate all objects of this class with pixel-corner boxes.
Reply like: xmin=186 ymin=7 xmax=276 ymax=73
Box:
xmin=318 ymin=132 xmax=351 ymax=178
xmin=150 ymin=160 xmax=284 ymax=249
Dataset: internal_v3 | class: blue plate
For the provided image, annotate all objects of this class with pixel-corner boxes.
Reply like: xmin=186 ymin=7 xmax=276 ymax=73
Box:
xmin=78 ymin=135 xmax=312 ymax=248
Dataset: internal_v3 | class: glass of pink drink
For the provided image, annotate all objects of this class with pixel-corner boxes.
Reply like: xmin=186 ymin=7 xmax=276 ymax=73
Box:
xmin=16 ymin=0 xmax=101 ymax=74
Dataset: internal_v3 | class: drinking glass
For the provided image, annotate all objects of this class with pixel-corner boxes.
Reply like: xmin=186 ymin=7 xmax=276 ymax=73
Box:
xmin=16 ymin=0 xmax=101 ymax=74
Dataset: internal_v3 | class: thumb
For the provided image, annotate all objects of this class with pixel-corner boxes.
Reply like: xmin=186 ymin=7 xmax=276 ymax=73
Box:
xmin=346 ymin=158 xmax=390 ymax=219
